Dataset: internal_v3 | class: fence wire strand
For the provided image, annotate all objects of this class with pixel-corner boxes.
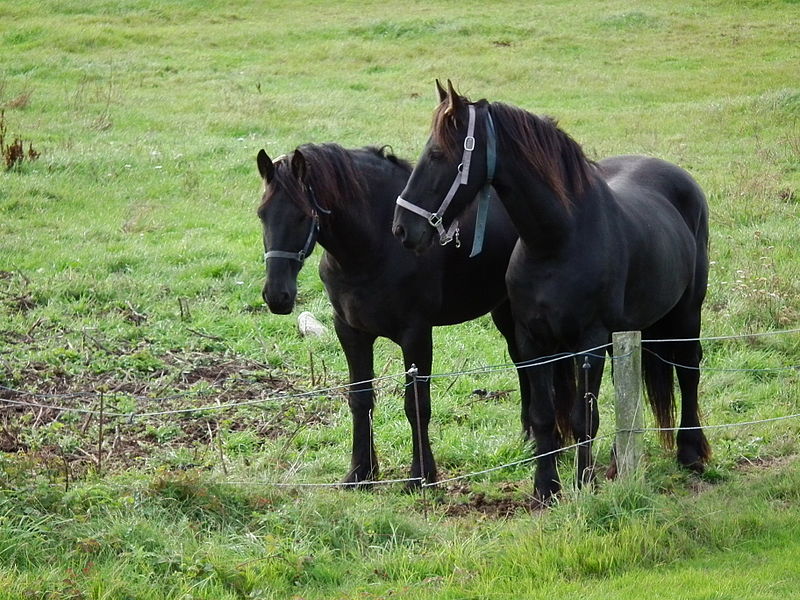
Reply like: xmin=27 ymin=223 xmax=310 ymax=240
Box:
xmin=2 ymin=327 xmax=800 ymax=490
xmin=641 ymin=327 xmax=800 ymax=343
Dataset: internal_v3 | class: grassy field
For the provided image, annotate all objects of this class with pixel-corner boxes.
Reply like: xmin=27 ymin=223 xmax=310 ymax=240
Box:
xmin=1 ymin=0 xmax=799 ymax=598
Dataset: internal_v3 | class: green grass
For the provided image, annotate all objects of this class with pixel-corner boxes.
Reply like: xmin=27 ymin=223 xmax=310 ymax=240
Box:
xmin=0 ymin=463 xmax=798 ymax=599
xmin=1 ymin=0 xmax=800 ymax=597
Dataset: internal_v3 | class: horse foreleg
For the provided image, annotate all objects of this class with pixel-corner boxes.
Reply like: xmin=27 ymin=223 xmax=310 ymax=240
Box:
xmin=401 ymin=330 xmax=437 ymax=487
xmin=334 ymin=316 xmax=379 ymax=486
xmin=519 ymin=357 xmax=561 ymax=503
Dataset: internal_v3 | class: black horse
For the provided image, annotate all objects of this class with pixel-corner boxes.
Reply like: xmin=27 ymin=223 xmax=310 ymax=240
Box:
xmin=256 ymin=143 xmax=538 ymax=486
xmin=393 ymin=81 xmax=711 ymax=500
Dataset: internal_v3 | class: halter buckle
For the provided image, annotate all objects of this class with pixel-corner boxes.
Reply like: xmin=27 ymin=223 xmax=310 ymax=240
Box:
xmin=428 ymin=213 xmax=442 ymax=228
xmin=463 ymin=136 xmax=475 ymax=151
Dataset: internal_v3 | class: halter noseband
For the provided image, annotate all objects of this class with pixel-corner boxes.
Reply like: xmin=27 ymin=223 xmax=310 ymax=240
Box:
xmin=263 ymin=184 xmax=330 ymax=265
xmin=396 ymin=104 xmax=496 ymax=257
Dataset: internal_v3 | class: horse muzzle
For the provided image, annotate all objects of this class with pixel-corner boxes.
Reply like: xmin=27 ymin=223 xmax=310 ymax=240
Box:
xmin=263 ymin=284 xmax=296 ymax=315
xmin=392 ymin=213 xmax=435 ymax=254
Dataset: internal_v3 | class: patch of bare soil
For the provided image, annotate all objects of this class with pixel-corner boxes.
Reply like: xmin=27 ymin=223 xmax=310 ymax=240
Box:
xmin=434 ymin=481 xmax=542 ymax=518
xmin=735 ymin=453 xmax=797 ymax=472
xmin=0 ymin=346 xmax=340 ymax=482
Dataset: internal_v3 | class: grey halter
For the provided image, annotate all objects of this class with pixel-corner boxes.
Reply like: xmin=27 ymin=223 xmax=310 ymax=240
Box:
xmin=395 ymin=104 xmax=496 ymax=257
xmin=263 ymin=213 xmax=319 ymax=264
xmin=263 ymin=185 xmax=329 ymax=264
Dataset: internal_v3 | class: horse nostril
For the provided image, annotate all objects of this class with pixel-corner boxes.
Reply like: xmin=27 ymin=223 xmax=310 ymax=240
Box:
xmin=263 ymin=286 xmax=294 ymax=314
xmin=393 ymin=224 xmax=406 ymax=242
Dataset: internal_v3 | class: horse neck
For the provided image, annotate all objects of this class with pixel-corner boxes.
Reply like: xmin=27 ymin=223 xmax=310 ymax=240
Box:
xmin=316 ymin=182 xmax=395 ymax=273
xmin=492 ymin=157 xmax=575 ymax=254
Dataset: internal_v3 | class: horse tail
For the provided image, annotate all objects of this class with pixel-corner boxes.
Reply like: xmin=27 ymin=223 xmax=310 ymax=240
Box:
xmin=553 ymin=358 xmax=576 ymax=444
xmin=641 ymin=344 xmax=676 ymax=448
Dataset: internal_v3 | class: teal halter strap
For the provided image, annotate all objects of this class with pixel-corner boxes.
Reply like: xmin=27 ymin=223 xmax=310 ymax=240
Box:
xmin=395 ymin=104 xmax=498 ymax=257
xmin=469 ymin=109 xmax=496 ymax=258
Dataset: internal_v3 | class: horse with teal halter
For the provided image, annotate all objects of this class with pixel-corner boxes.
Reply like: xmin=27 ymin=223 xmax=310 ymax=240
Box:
xmin=393 ymin=81 xmax=711 ymax=501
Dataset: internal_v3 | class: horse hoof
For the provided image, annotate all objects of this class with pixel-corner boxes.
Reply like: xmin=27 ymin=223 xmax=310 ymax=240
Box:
xmin=678 ymin=456 xmax=706 ymax=474
xmin=677 ymin=431 xmax=712 ymax=470
xmin=677 ymin=446 xmax=707 ymax=474
xmin=533 ymin=476 xmax=561 ymax=507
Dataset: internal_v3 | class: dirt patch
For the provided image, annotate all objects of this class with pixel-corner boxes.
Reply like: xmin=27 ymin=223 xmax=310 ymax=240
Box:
xmin=434 ymin=481 xmax=542 ymax=518
xmin=735 ymin=454 xmax=797 ymax=472
xmin=0 ymin=348 xmax=341 ymax=482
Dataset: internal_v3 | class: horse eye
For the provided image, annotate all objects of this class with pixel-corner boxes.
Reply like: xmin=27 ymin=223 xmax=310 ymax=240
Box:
xmin=428 ymin=147 xmax=445 ymax=161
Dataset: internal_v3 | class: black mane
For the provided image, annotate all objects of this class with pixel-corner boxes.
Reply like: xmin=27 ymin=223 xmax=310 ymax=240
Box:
xmin=431 ymin=94 xmax=596 ymax=207
xmin=259 ymin=143 xmax=411 ymax=218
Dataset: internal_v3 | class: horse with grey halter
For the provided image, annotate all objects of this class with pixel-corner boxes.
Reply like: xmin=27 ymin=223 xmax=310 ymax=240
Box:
xmin=393 ymin=81 xmax=711 ymax=501
xmin=257 ymin=143 xmax=571 ymax=487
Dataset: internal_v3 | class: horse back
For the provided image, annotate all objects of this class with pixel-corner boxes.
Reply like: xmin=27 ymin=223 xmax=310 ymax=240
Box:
xmin=599 ymin=155 xmax=708 ymax=241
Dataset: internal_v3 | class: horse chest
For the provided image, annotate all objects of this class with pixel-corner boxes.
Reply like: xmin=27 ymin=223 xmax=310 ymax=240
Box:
xmin=326 ymin=280 xmax=404 ymax=336
xmin=508 ymin=274 xmax=567 ymax=334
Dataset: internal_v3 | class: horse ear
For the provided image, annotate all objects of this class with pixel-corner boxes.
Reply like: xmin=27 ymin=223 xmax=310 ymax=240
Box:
xmin=435 ymin=79 xmax=447 ymax=103
xmin=257 ymin=149 xmax=275 ymax=183
xmin=291 ymin=148 xmax=307 ymax=182
xmin=445 ymin=79 xmax=462 ymax=115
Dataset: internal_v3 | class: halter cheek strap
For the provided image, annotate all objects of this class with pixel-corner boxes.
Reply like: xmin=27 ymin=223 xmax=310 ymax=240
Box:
xmin=395 ymin=104 xmax=497 ymax=256
xmin=263 ymin=184 xmax=330 ymax=265
xmin=264 ymin=212 xmax=320 ymax=264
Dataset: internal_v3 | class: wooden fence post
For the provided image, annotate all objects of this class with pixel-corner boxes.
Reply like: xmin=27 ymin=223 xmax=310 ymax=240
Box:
xmin=612 ymin=330 xmax=644 ymax=477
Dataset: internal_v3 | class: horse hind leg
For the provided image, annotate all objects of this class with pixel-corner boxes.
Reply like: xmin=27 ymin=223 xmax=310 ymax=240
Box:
xmin=671 ymin=232 xmax=711 ymax=470
xmin=643 ymin=313 xmax=710 ymax=473
xmin=673 ymin=338 xmax=711 ymax=471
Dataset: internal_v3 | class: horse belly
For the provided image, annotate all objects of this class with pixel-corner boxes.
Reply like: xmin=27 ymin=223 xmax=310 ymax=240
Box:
xmin=436 ymin=277 xmax=505 ymax=325
xmin=617 ymin=235 xmax=695 ymax=330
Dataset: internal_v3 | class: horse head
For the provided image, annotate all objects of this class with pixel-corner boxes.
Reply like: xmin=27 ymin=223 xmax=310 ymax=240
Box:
xmin=393 ymin=80 xmax=495 ymax=254
xmin=256 ymin=148 xmax=320 ymax=314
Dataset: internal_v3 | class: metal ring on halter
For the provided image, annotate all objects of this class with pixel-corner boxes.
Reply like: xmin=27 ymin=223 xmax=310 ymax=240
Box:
xmin=463 ymin=136 xmax=475 ymax=151
xmin=428 ymin=214 xmax=442 ymax=228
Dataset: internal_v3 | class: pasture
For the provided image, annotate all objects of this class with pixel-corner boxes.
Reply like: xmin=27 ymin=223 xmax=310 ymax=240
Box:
xmin=1 ymin=0 xmax=799 ymax=598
